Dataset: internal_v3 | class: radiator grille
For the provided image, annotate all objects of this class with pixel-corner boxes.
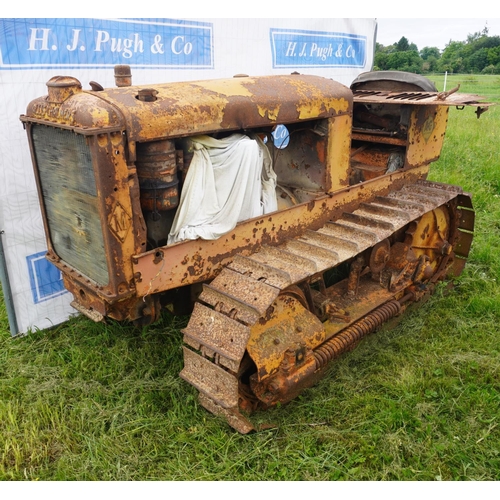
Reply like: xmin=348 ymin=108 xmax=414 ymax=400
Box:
xmin=32 ymin=125 xmax=109 ymax=285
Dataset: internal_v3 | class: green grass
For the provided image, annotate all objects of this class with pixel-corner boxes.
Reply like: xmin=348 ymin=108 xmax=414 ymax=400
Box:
xmin=1 ymin=75 xmax=499 ymax=481
xmin=429 ymin=73 xmax=500 ymax=101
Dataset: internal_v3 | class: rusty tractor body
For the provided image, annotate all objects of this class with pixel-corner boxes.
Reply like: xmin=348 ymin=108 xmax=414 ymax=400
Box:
xmin=21 ymin=69 xmax=490 ymax=432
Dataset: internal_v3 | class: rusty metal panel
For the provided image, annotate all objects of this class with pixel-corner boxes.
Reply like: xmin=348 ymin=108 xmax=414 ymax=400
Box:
xmin=249 ymin=245 xmax=318 ymax=283
xmin=318 ymin=223 xmax=376 ymax=248
xmin=454 ymin=229 xmax=474 ymax=259
xmin=199 ymin=285 xmax=261 ymax=327
xmin=282 ymin=239 xmax=340 ymax=270
xmin=387 ymin=185 xmax=450 ymax=211
xmin=458 ymin=209 xmax=475 ymax=232
xmin=271 ymin=122 xmax=330 ymax=192
xmin=300 ymin=228 xmax=361 ymax=262
xmin=341 ymin=212 xmax=396 ymax=231
xmin=372 ymin=196 xmax=426 ymax=214
xmin=457 ymin=193 xmax=474 ymax=210
xmin=180 ymin=347 xmax=239 ymax=409
xmin=203 ymin=268 xmax=280 ymax=316
xmin=357 ymin=202 xmax=411 ymax=223
xmin=246 ymin=295 xmax=325 ymax=381
xmin=183 ymin=303 xmax=252 ymax=366
xmin=23 ymin=79 xmax=123 ymax=131
xmin=353 ymin=89 xmax=492 ymax=107
xmin=407 ymin=105 xmax=449 ymax=167
xmin=326 ymin=114 xmax=352 ymax=191
xmin=86 ymin=75 xmax=352 ymax=145
xmin=227 ymin=255 xmax=293 ymax=290
xmin=198 ymin=393 xmax=254 ymax=434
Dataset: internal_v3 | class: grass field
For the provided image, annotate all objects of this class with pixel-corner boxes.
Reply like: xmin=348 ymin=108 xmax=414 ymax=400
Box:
xmin=0 ymin=74 xmax=499 ymax=481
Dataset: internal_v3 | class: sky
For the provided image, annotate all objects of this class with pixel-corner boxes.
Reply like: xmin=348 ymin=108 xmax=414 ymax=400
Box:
xmin=376 ymin=18 xmax=500 ymax=51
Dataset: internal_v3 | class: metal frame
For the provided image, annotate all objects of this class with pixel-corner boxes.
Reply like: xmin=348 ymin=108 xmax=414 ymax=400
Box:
xmin=0 ymin=230 xmax=19 ymax=336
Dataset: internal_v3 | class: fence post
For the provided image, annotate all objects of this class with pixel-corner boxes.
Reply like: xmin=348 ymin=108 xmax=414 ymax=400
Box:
xmin=0 ymin=230 xmax=19 ymax=336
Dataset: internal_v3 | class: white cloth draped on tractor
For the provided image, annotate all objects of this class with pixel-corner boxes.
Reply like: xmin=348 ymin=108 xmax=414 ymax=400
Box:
xmin=168 ymin=133 xmax=278 ymax=244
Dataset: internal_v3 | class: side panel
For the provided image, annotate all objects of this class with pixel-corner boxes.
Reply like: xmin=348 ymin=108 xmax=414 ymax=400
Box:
xmin=407 ymin=106 xmax=449 ymax=167
xmin=327 ymin=114 xmax=353 ymax=192
xmin=132 ymin=165 xmax=429 ymax=296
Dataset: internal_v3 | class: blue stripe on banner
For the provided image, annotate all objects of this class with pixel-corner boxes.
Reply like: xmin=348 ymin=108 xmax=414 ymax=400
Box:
xmin=26 ymin=251 xmax=68 ymax=304
xmin=270 ymin=28 xmax=366 ymax=68
xmin=0 ymin=18 xmax=214 ymax=69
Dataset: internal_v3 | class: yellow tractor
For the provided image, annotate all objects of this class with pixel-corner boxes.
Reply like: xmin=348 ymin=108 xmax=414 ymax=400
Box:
xmin=21 ymin=68 xmax=490 ymax=432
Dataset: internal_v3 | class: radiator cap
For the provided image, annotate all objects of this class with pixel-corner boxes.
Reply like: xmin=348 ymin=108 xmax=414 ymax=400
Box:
xmin=46 ymin=76 xmax=82 ymax=103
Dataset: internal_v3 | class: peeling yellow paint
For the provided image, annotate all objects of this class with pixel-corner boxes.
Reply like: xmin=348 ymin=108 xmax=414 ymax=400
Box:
xmin=297 ymin=97 xmax=350 ymax=120
xmin=257 ymin=104 xmax=281 ymax=120
xmin=197 ymin=78 xmax=256 ymax=97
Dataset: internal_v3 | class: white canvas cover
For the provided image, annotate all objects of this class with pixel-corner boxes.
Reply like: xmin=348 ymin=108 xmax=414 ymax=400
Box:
xmin=168 ymin=134 xmax=277 ymax=244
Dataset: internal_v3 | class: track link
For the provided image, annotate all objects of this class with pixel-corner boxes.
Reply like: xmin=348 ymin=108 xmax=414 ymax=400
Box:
xmin=179 ymin=180 xmax=474 ymax=433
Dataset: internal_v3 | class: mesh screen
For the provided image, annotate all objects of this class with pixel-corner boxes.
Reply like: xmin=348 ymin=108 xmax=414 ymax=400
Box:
xmin=32 ymin=125 xmax=109 ymax=285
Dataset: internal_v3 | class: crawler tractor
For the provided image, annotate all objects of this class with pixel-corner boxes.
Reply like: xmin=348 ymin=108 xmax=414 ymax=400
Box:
xmin=21 ymin=68 xmax=490 ymax=432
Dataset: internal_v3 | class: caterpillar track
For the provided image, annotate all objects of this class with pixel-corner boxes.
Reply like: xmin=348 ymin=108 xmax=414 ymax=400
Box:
xmin=180 ymin=180 xmax=474 ymax=433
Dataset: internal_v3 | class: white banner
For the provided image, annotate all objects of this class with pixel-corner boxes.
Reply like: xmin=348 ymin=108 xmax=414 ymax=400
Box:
xmin=0 ymin=17 xmax=376 ymax=334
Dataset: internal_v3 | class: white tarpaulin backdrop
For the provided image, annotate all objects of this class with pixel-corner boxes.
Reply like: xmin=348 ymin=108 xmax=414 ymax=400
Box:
xmin=0 ymin=17 xmax=376 ymax=335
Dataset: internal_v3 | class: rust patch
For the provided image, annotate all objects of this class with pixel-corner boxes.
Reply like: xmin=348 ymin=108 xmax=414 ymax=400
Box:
xmin=420 ymin=223 xmax=431 ymax=240
xmin=187 ymin=254 xmax=205 ymax=277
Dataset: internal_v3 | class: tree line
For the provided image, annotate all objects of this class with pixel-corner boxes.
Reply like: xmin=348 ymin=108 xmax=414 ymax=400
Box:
xmin=374 ymin=27 xmax=500 ymax=74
